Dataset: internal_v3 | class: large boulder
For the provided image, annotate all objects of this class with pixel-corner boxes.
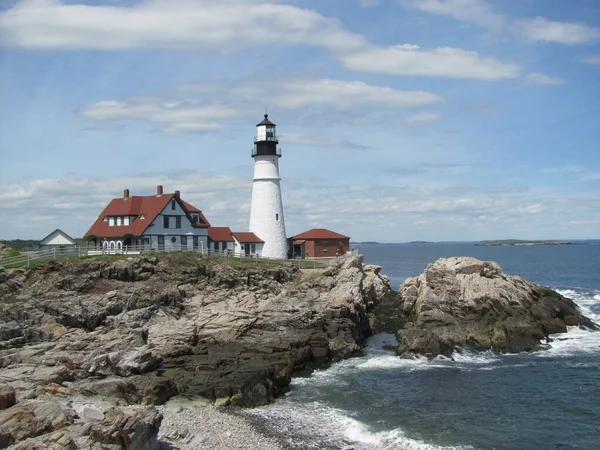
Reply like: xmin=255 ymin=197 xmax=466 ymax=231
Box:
xmin=395 ymin=257 xmax=597 ymax=356
xmin=87 ymin=407 xmax=162 ymax=450
xmin=0 ymin=400 xmax=72 ymax=447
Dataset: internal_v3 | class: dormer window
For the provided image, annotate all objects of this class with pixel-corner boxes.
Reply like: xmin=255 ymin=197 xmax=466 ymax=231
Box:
xmin=191 ymin=214 xmax=199 ymax=223
xmin=103 ymin=217 xmax=108 ymax=222
xmin=140 ymin=214 xmax=145 ymax=220
xmin=116 ymin=216 xmax=122 ymax=226
xmin=109 ymin=217 xmax=115 ymax=226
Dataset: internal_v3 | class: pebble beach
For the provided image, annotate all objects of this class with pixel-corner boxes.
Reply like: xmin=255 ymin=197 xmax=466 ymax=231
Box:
xmin=157 ymin=399 xmax=284 ymax=450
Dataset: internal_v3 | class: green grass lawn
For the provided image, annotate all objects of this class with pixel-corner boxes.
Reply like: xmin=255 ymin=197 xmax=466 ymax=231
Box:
xmin=1 ymin=250 xmax=329 ymax=270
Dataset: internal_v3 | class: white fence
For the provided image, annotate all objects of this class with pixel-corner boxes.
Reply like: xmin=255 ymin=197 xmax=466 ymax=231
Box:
xmin=0 ymin=245 xmax=357 ymax=270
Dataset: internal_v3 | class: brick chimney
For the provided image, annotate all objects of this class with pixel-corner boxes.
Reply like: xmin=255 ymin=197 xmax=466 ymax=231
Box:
xmin=124 ymin=189 xmax=130 ymax=199
xmin=174 ymin=190 xmax=180 ymax=198
xmin=157 ymin=185 xmax=163 ymax=196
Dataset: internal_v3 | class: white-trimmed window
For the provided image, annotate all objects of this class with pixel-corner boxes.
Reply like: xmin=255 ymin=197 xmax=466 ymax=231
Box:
xmin=109 ymin=217 xmax=115 ymax=226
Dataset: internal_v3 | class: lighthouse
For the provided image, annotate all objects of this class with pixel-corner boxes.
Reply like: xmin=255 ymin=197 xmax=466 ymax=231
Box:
xmin=249 ymin=114 xmax=288 ymax=259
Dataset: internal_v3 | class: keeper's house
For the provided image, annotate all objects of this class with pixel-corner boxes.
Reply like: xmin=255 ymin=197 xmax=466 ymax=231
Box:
xmin=289 ymin=228 xmax=350 ymax=259
xmin=84 ymin=185 xmax=210 ymax=253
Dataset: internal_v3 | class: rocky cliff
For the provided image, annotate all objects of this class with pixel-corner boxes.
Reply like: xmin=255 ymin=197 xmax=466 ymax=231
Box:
xmin=394 ymin=257 xmax=597 ymax=356
xmin=0 ymin=253 xmax=391 ymax=448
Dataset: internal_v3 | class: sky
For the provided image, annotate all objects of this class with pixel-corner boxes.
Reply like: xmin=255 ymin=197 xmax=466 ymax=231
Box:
xmin=0 ymin=0 xmax=599 ymax=242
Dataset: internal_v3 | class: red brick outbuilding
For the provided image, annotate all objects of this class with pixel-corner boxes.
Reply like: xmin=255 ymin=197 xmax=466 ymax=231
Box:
xmin=289 ymin=228 xmax=350 ymax=259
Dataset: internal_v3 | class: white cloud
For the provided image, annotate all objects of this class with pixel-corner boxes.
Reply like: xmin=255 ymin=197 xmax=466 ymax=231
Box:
xmin=399 ymin=1 xmax=600 ymax=48
xmin=399 ymin=0 xmax=505 ymax=30
xmin=1 ymin=173 xmax=599 ymax=241
xmin=524 ymin=72 xmax=565 ymax=86
xmin=386 ymin=163 xmax=467 ymax=175
xmin=0 ymin=0 xmax=363 ymax=51
xmin=581 ymin=54 xmax=600 ymax=65
xmin=0 ymin=173 xmax=253 ymax=238
xmin=238 ymin=79 xmax=444 ymax=109
xmin=80 ymin=98 xmax=248 ymax=130
xmin=406 ymin=111 xmax=442 ymax=123
xmin=338 ymin=44 xmax=521 ymax=80
xmin=80 ymin=78 xmax=445 ymax=131
xmin=282 ymin=133 xmax=369 ymax=150
xmin=0 ymin=0 xmax=522 ymax=81
xmin=514 ymin=17 xmax=600 ymax=44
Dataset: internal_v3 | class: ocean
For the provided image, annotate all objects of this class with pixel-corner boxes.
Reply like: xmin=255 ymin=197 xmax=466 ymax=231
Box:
xmin=245 ymin=242 xmax=600 ymax=450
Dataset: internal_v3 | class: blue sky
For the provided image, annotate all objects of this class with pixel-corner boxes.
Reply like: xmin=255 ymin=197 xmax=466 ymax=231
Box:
xmin=0 ymin=0 xmax=599 ymax=242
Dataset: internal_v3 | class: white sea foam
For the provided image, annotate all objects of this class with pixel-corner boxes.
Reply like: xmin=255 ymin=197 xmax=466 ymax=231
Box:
xmin=534 ymin=289 xmax=600 ymax=358
xmin=248 ymin=401 xmax=470 ymax=450
xmin=556 ymin=289 xmax=600 ymax=321
xmin=449 ymin=349 xmax=500 ymax=365
xmin=293 ymin=350 xmax=501 ymax=386
xmin=355 ymin=355 xmax=449 ymax=372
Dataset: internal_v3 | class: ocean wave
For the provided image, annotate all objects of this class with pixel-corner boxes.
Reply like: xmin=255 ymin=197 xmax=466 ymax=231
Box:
xmin=247 ymin=401 xmax=470 ymax=450
xmin=535 ymin=289 xmax=600 ymax=358
xmin=449 ymin=349 xmax=500 ymax=365
xmin=293 ymin=350 xmax=503 ymax=388
xmin=556 ymin=289 xmax=600 ymax=322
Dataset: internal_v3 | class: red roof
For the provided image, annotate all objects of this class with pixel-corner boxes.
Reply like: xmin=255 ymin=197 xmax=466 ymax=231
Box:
xmin=84 ymin=192 xmax=210 ymax=238
xmin=208 ymin=227 xmax=234 ymax=242
xmin=232 ymin=232 xmax=264 ymax=243
xmin=290 ymin=228 xmax=350 ymax=240
xmin=181 ymin=200 xmax=200 ymax=213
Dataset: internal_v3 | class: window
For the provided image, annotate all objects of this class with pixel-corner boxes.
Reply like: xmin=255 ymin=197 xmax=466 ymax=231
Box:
xmin=193 ymin=236 xmax=198 ymax=248
xmin=322 ymin=240 xmax=328 ymax=252
xmin=214 ymin=242 xmax=220 ymax=251
xmin=158 ymin=236 xmax=164 ymax=246
xmin=124 ymin=217 xmax=130 ymax=226
xmin=181 ymin=236 xmax=187 ymax=246
xmin=250 ymin=244 xmax=256 ymax=253
xmin=276 ymin=213 xmax=279 ymax=221
xmin=116 ymin=216 xmax=122 ymax=226
xmin=109 ymin=217 xmax=115 ymax=226
xmin=175 ymin=216 xmax=181 ymax=229
xmin=171 ymin=199 xmax=176 ymax=210
xmin=163 ymin=216 xmax=170 ymax=229
xmin=171 ymin=236 xmax=176 ymax=243
xmin=191 ymin=214 xmax=199 ymax=223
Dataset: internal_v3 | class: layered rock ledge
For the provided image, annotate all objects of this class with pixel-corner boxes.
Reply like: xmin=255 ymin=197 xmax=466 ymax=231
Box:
xmin=0 ymin=253 xmax=391 ymax=448
xmin=393 ymin=257 xmax=597 ymax=356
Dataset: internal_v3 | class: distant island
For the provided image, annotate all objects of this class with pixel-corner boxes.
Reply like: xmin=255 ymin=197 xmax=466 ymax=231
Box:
xmin=476 ymin=239 xmax=576 ymax=247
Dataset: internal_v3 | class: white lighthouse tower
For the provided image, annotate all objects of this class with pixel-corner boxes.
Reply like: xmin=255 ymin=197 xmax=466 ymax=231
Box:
xmin=249 ymin=114 xmax=288 ymax=259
